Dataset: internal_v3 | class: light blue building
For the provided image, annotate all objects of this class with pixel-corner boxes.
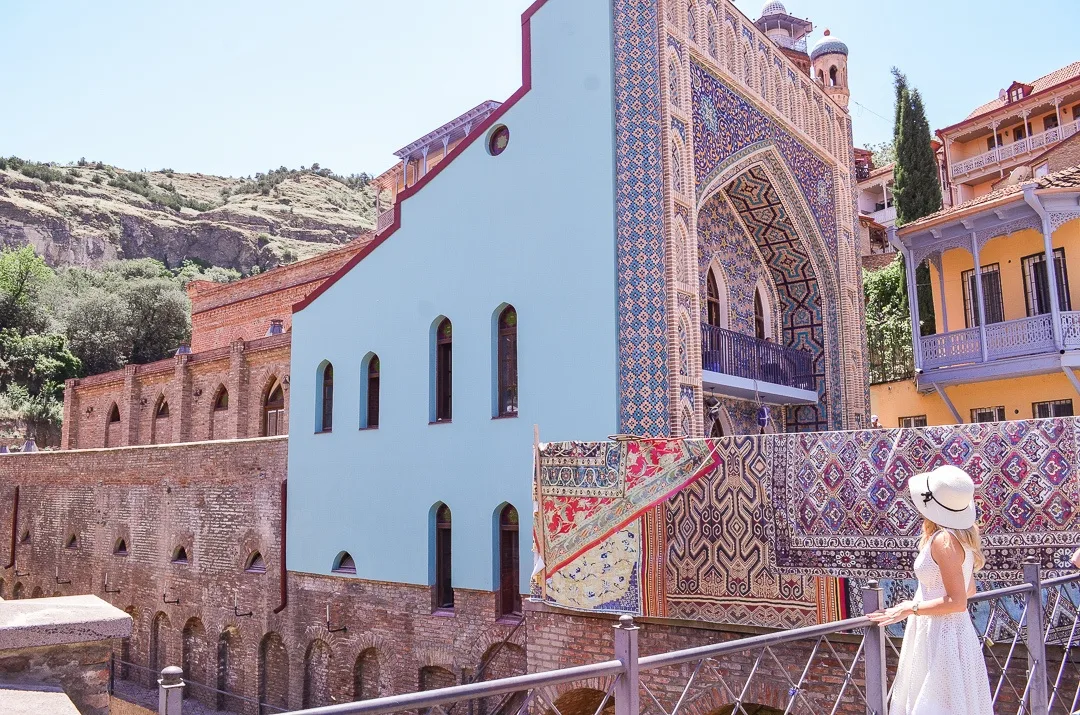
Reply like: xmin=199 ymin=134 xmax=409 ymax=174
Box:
xmin=287 ymin=0 xmax=864 ymax=615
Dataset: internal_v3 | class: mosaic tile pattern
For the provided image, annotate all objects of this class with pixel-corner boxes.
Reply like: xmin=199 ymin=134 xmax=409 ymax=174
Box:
xmin=696 ymin=194 xmax=767 ymax=335
xmin=691 ymin=58 xmax=838 ymax=258
xmin=613 ymin=0 xmax=669 ymax=436
xmin=724 ymin=167 xmax=829 ymax=432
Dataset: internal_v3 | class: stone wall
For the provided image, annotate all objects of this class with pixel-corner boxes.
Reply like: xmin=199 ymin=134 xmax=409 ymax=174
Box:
xmin=0 ymin=439 xmax=524 ymax=712
xmin=0 ymin=640 xmax=113 ymax=715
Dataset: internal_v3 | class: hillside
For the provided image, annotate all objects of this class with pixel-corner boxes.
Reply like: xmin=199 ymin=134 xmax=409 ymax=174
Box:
xmin=0 ymin=159 xmax=379 ymax=272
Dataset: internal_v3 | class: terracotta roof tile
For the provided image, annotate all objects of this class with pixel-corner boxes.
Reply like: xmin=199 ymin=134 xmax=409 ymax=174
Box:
xmin=901 ymin=164 xmax=1080 ymax=231
xmin=965 ymin=62 xmax=1080 ymax=120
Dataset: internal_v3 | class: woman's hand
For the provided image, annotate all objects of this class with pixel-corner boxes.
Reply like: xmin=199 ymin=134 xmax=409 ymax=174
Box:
xmin=868 ymin=599 xmax=915 ymax=626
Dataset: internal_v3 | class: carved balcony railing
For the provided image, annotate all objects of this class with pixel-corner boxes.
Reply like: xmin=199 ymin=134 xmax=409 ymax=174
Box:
xmin=701 ymin=324 xmax=814 ymax=391
xmin=376 ymin=208 xmax=395 ymax=234
xmin=920 ymin=312 xmax=1080 ymax=370
xmin=951 ymin=118 xmax=1080 ymax=178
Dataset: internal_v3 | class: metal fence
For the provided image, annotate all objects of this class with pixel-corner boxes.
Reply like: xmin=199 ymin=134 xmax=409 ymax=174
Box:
xmin=138 ymin=567 xmax=1080 ymax=715
xmin=700 ymin=323 xmax=815 ymax=391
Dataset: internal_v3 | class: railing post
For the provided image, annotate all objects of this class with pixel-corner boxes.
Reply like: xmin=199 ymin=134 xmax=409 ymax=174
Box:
xmin=158 ymin=665 xmax=185 ymax=715
xmin=614 ymin=615 xmax=640 ymax=715
xmin=1023 ymin=562 xmax=1049 ymax=715
xmin=862 ymin=581 xmax=888 ymax=715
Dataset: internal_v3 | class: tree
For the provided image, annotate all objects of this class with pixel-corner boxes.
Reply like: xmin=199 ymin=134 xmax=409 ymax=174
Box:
xmin=0 ymin=246 xmax=53 ymax=334
xmin=863 ymin=262 xmax=914 ymax=383
xmin=890 ymin=68 xmax=941 ymax=335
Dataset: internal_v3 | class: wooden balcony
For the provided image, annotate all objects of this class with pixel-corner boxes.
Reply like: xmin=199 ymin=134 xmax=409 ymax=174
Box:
xmin=700 ymin=324 xmax=817 ymax=404
xmin=920 ymin=312 xmax=1080 ymax=372
xmin=951 ymin=118 xmax=1080 ymax=179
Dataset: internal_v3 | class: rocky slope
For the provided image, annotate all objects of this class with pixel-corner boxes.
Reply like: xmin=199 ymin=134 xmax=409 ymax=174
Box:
xmin=0 ymin=162 xmax=379 ymax=272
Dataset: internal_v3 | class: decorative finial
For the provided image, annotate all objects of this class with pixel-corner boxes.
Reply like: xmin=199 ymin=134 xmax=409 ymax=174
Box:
xmin=823 ymin=28 xmax=831 ymax=36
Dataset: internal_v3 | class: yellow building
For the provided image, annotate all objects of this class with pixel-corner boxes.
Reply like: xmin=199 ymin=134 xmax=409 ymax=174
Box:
xmin=871 ymin=165 xmax=1080 ymax=427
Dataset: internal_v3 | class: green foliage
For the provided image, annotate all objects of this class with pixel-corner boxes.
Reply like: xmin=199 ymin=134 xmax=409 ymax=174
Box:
xmin=3 ymin=156 xmax=65 ymax=183
xmin=172 ymin=259 xmax=241 ymax=286
xmin=91 ymin=174 xmax=103 ymax=185
xmin=867 ymin=141 xmax=896 ymax=168
xmin=863 ymin=259 xmax=915 ymax=383
xmin=108 ymin=171 xmax=213 ymax=212
xmin=0 ymin=329 xmax=80 ymax=397
xmin=0 ymin=245 xmax=53 ymax=334
xmin=232 ymin=164 xmax=373 ymax=197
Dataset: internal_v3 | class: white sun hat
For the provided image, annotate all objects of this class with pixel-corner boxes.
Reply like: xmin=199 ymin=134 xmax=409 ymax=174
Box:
xmin=908 ymin=465 xmax=977 ymax=530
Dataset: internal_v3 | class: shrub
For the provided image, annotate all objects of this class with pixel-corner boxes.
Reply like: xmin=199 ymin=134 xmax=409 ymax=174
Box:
xmin=91 ymin=175 xmax=103 ymax=185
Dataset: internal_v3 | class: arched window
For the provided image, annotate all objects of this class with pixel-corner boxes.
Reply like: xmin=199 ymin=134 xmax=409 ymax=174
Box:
xmin=114 ymin=538 xmax=128 ymax=556
xmin=497 ymin=505 xmax=520 ymax=618
xmin=318 ymin=363 xmax=334 ymax=433
xmin=707 ymin=15 xmax=718 ymax=58
xmin=687 ymin=3 xmax=697 ymax=43
xmin=434 ymin=319 xmax=453 ymax=423
xmin=333 ymin=552 xmax=356 ymax=575
xmin=172 ymin=546 xmax=189 ymax=564
xmin=497 ymin=306 xmax=518 ymax=417
xmin=743 ymin=47 xmax=753 ymax=88
xmin=210 ymin=386 xmax=229 ymax=440
xmin=264 ymin=381 xmax=285 ymax=437
xmin=362 ymin=355 xmax=380 ymax=429
xmin=668 ymin=57 xmax=681 ymax=107
xmin=433 ymin=504 xmax=453 ymax=610
xmin=105 ymin=403 xmax=121 ymax=448
xmin=671 ymin=141 xmax=684 ymax=195
xmin=152 ymin=396 xmax=171 ymax=445
xmin=245 ymin=551 xmax=266 ymax=574
xmin=706 ymin=271 xmax=724 ymax=328
xmin=829 ymin=66 xmax=838 ymax=87
xmin=65 ymin=534 xmax=78 ymax=549
xmin=754 ymin=288 xmax=767 ymax=340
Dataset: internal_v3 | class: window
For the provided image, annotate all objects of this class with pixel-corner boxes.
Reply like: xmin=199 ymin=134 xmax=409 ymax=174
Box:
xmin=434 ymin=319 xmax=453 ymax=423
xmin=971 ymin=406 xmax=1006 ymax=423
xmin=497 ymin=505 xmax=520 ymax=618
xmin=1013 ymin=124 xmax=1026 ymax=141
xmin=668 ymin=58 xmax=681 ymax=107
xmin=318 ymin=363 xmax=334 ymax=433
xmin=962 ymin=263 xmax=1005 ymax=327
xmin=333 ymin=552 xmax=356 ymax=575
xmin=707 ymin=16 xmax=718 ymax=58
xmin=433 ymin=505 xmax=453 ymax=610
xmin=706 ymin=271 xmax=723 ymax=328
xmin=264 ymin=382 xmax=285 ymax=437
xmin=1045 ymin=114 xmax=1059 ymax=131
xmin=105 ymin=403 xmax=121 ymax=448
xmin=156 ymin=399 xmax=170 ymax=418
xmin=497 ymin=306 xmax=518 ymax=417
xmin=19 ymin=530 xmax=29 ymax=544
xmin=1034 ymin=399 xmax=1073 ymax=419
xmin=1010 ymin=87 xmax=1024 ymax=102
xmin=986 ymin=133 xmax=1003 ymax=151
xmin=899 ymin=416 xmax=928 ymax=428
xmin=245 ymin=551 xmax=266 ymax=573
xmin=754 ymin=288 xmax=766 ymax=340
xmin=1022 ymin=248 xmax=1071 ymax=316
xmin=108 ymin=405 xmax=120 ymax=423
xmin=363 ymin=355 xmax=380 ymax=429
xmin=210 ymin=386 xmax=229 ymax=440
xmin=829 ymin=66 xmax=838 ymax=87
xmin=172 ymin=546 xmax=189 ymax=564
xmin=213 ymin=387 xmax=229 ymax=411
xmin=687 ymin=3 xmax=697 ymax=43
xmin=152 ymin=397 xmax=170 ymax=445
xmin=114 ymin=539 xmax=128 ymax=556
xmin=65 ymin=534 xmax=78 ymax=549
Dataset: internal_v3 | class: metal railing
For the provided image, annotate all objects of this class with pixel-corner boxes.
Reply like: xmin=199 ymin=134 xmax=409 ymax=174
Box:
xmin=920 ymin=311 xmax=1080 ymax=370
xmin=142 ymin=569 xmax=1080 ymax=715
xmin=700 ymin=323 xmax=815 ymax=391
xmin=951 ymin=118 xmax=1080 ymax=178
xmin=110 ymin=655 xmax=288 ymax=714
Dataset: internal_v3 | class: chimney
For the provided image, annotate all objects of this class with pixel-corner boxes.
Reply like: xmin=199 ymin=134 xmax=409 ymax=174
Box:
xmin=266 ymin=319 xmax=285 ymax=337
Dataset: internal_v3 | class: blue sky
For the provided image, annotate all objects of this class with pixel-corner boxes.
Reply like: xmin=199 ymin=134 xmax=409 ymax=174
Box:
xmin=1 ymin=1 xmax=1077 ymax=177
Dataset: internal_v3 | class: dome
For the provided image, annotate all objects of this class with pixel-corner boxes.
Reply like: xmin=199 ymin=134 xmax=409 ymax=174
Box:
xmin=810 ymin=29 xmax=848 ymax=61
xmin=760 ymin=1 xmax=788 ymax=16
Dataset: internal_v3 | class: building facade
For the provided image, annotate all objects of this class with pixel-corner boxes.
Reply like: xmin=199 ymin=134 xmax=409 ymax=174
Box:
xmin=287 ymin=0 xmax=865 ymax=610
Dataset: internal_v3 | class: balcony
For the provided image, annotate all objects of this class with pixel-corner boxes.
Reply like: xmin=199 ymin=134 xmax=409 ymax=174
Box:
xmin=376 ymin=208 xmax=395 ymax=234
xmin=951 ymin=118 xmax=1080 ymax=179
xmin=920 ymin=312 xmax=1080 ymax=374
xmin=700 ymin=324 xmax=818 ymax=405
xmin=869 ymin=205 xmax=896 ymax=226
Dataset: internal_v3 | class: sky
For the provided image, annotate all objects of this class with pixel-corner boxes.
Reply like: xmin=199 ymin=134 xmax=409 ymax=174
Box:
xmin=2 ymin=1 xmax=1079 ymax=178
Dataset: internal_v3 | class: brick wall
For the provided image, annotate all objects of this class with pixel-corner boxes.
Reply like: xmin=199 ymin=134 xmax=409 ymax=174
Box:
xmin=61 ymin=337 xmax=290 ymax=450
xmin=0 ymin=439 xmax=524 ymax=712
xmin=0 ymin=640 xmax=114 ymax=715
xmin=187 ymin=239 xmax=367 ymax=353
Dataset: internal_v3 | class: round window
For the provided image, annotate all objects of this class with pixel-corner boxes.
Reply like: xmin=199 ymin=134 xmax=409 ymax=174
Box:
xmin=488 ymin=125 xmax=510 ymax=156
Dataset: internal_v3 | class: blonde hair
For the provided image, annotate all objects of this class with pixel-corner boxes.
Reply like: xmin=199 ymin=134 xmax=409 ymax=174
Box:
xmin=921 ymin=519 xmax=985 ymax=571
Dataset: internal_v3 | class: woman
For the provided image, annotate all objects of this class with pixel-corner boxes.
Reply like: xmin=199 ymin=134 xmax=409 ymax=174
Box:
xmin=869 ymin=464 xmax=993 ymax=715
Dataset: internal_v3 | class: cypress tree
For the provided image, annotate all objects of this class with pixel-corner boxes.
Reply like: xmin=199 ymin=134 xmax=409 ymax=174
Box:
xmin=891 ymin=68 xmax=940 ymax=335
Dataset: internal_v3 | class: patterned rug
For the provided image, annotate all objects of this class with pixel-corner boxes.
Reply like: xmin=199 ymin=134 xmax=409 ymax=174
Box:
xmin=535 ymin=419 xmax=1080 ymax=628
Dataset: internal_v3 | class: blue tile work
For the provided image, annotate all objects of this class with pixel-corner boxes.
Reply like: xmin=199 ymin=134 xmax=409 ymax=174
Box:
xmin=613 ymin=0 xmax=669 ymax=436
xmin=691 ymin=58 xmax=838 ymax=260
xmin=696 ymin=193 xmax=768 ymax=335
xmin=724 ymin=168 xmax=830 ymax=432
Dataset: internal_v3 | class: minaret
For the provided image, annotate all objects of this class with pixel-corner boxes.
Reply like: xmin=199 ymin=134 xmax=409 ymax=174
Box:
xmin=754 ymin=1 xmax=813 ymax=75
xmin=810 ymin=29 xmax=850 ymax=110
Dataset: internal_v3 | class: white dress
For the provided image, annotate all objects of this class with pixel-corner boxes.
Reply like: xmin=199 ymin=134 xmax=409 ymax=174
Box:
xmin=888 ymin=535 xmax=994 ymax=715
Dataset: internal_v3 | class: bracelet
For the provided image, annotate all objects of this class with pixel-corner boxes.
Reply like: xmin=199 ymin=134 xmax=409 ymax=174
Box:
xmin=912 ymin=601 xmax=920 ymax=616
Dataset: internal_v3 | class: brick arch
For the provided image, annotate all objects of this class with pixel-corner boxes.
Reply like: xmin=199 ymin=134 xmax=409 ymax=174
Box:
xmin=419 ymin=665 xmax=457 ymax=691
xmin=466 ymin=623 xmax=527 ymax=665
xmin=417 ymin=645 xmax=458 ymax=671
xmin=258 ymin=631 xmax=290 ymax=711
xmin=258 ymin=373 xmax=287 ymax=437
xmin=208 ymin=383 xmax=229 ymax=440
xmin=676 ymin=676 xmax=790 ymax=715
xmin=150 ymin=393 xmax=172 ymax=445
xmin=353 ymin=646 xmax=389 ymax=700
xmin=302 ymin=638 xmax=333 ymax=709
xmin=181 ymin=617 xmax=208 ymax=695
xmin=216 ymin=624 xmax=244 ymax=711
xmin=546 ymin=686 xmax=617 ymax=715
xmin=150 ymin=611 xmax=171 ymax=674
xmin=104 ymin=401 xmax=122 ymax=448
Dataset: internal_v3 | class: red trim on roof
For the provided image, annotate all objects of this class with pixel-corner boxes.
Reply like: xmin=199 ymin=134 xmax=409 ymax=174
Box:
xmin=293 ymin=0 xmax=548 ymax=314
xmin=938 ymin=73 xmax=1080 ymax=137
